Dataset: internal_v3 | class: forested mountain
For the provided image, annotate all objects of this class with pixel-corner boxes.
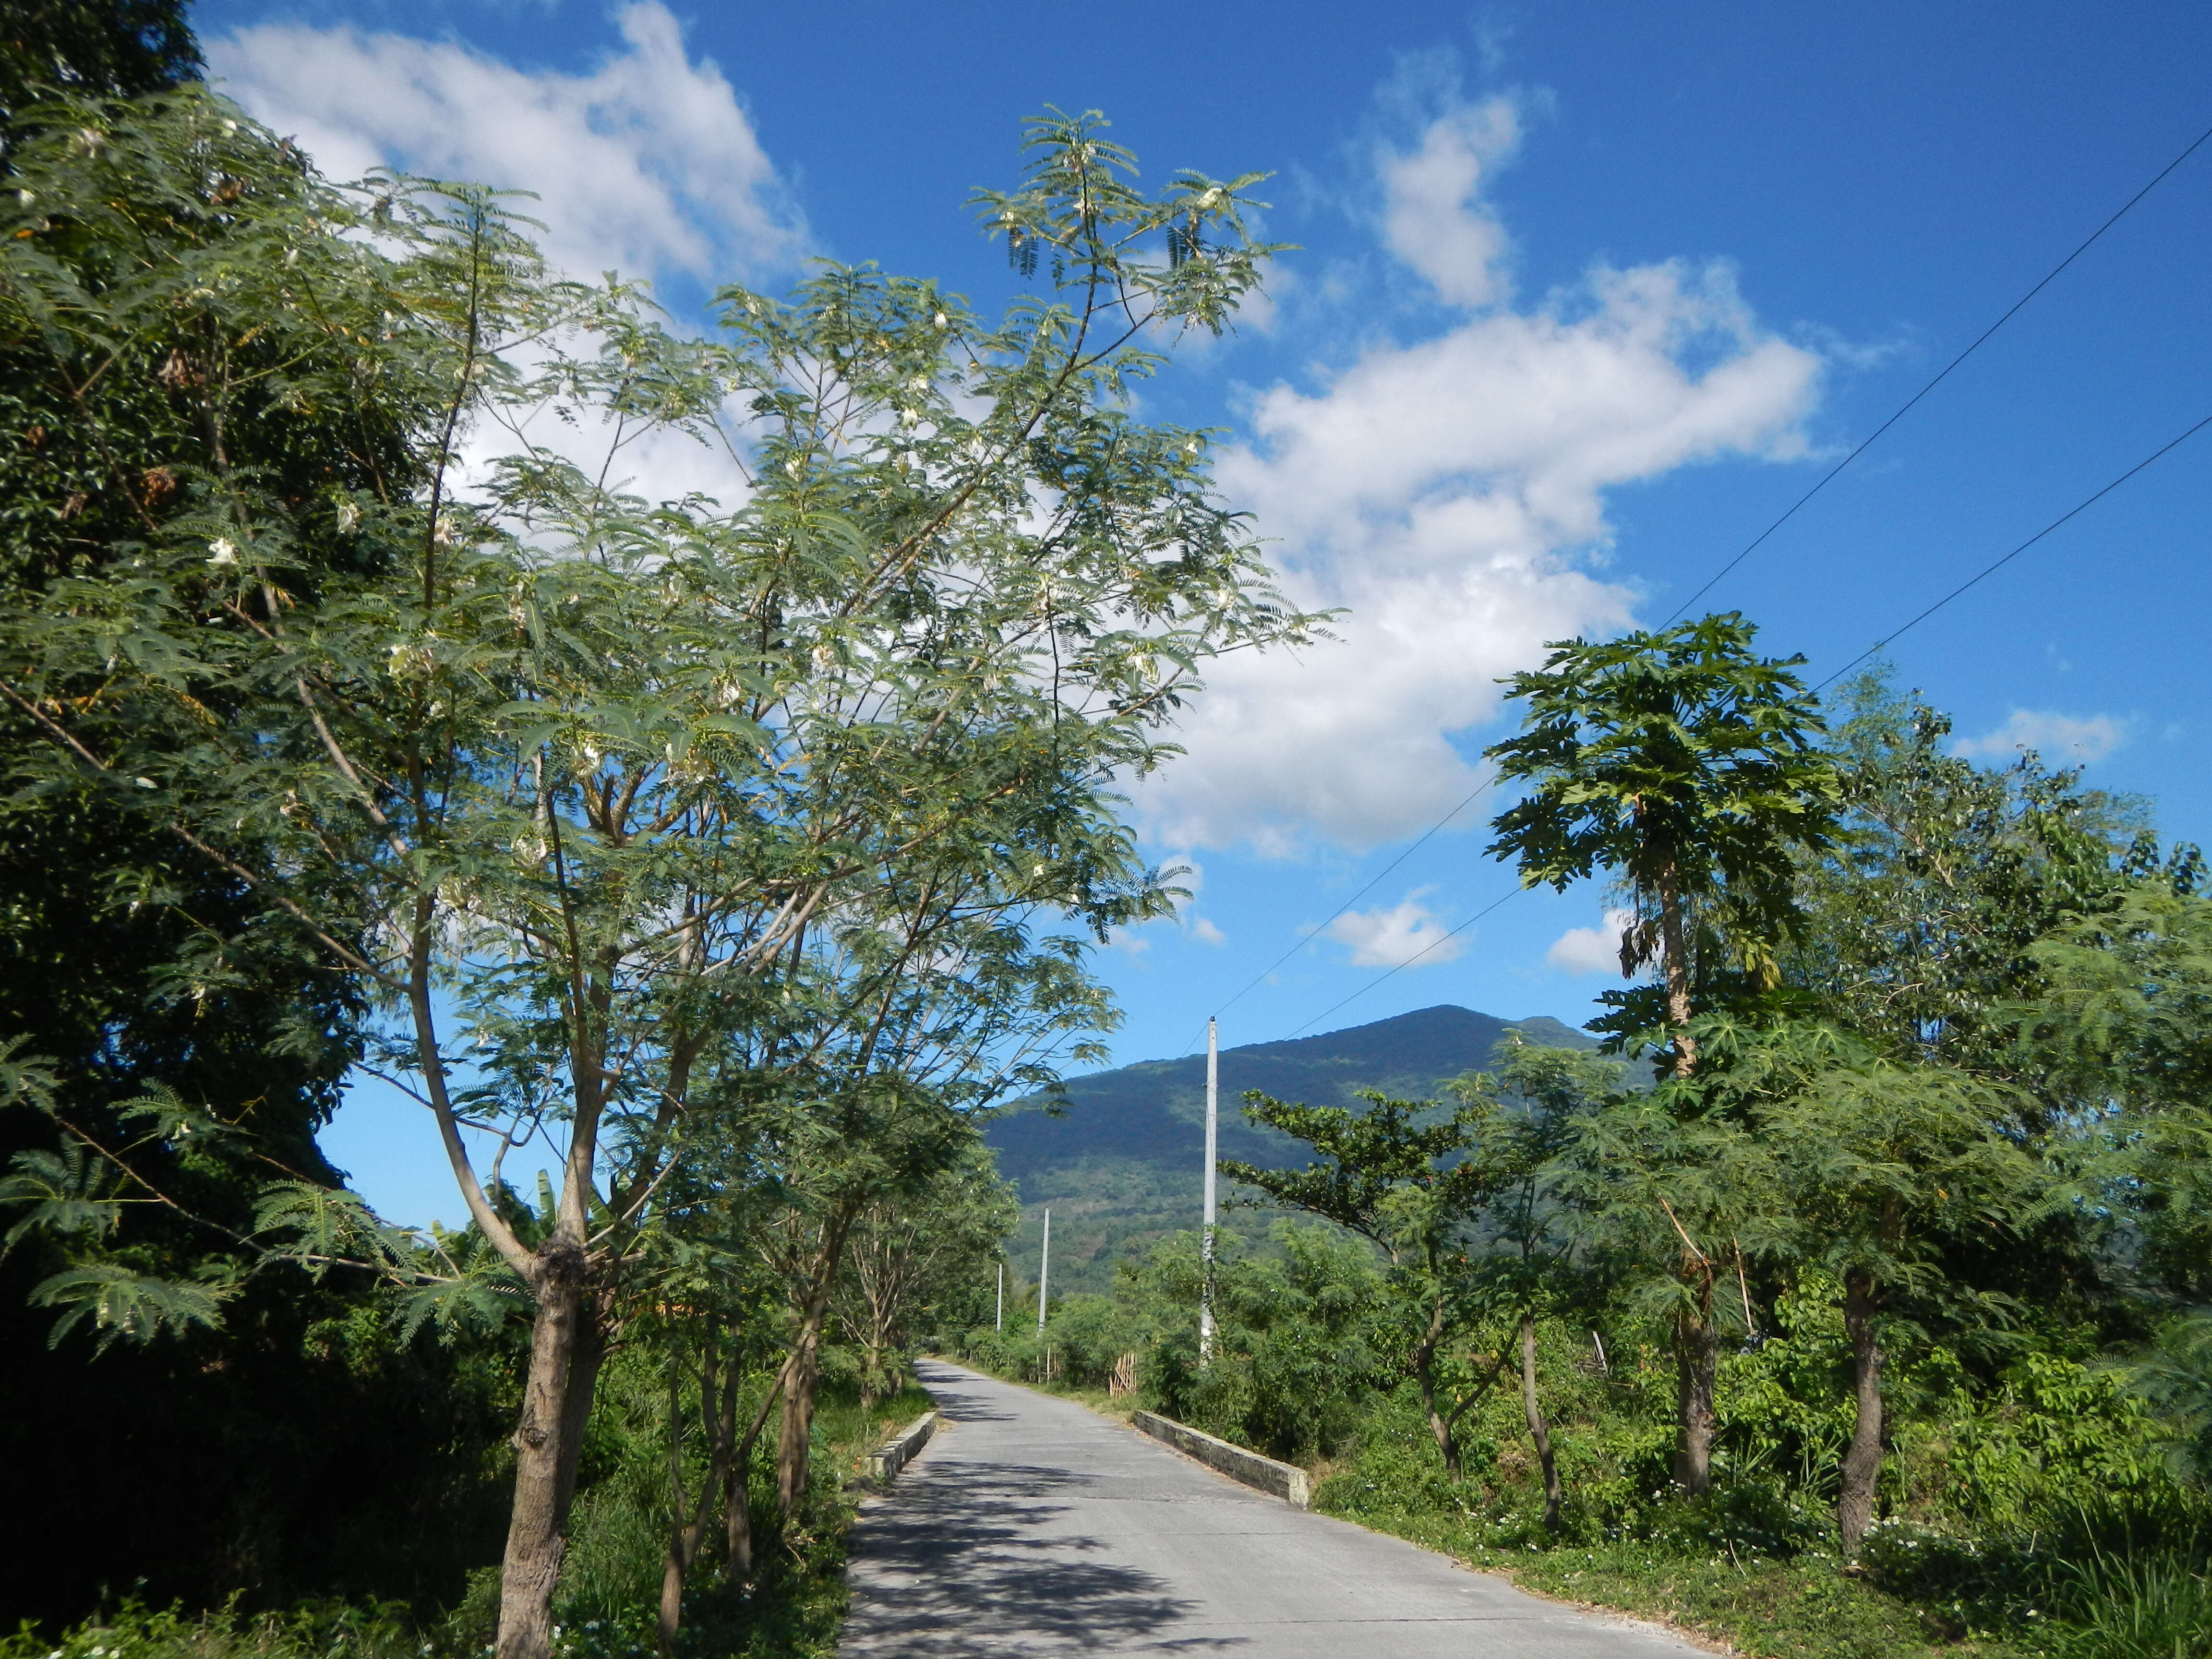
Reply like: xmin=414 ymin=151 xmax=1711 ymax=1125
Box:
xmin=987 ymin=1005 xmax=1595 ymax=1293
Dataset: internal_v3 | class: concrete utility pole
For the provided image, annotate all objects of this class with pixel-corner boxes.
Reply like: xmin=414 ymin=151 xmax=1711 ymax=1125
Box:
xmin=996 ymin=1262 xmax=1004 ymax=1333
xmin=1036 ymin=1209 xmax=1051 ymax=1340
xmin=1200 ymin=1016 xmax=1218 ymax=1365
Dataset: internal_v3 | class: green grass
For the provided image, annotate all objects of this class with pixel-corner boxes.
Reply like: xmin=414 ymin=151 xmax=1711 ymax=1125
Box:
xmin=1332 ymin=1516 xmax=2020 ymax=1659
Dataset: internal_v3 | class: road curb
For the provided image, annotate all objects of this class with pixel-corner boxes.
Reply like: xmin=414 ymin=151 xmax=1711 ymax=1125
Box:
xmin=862 ymin=1409 xmax=938 ymax=1482
xmin=1131 ymin=1409 xmax=1311 ymax=1508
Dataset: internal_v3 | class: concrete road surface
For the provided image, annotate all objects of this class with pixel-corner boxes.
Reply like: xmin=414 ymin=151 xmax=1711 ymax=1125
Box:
xmin=840 ymin=1358 xmax=1710 ymax=1657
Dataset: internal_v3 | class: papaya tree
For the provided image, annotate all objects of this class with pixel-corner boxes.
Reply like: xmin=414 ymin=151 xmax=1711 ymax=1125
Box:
xmin=1485 ymin=613 xmax=1837 ymax=1495
xmin=1485 ymin=612 xmax=1839 ymax=1076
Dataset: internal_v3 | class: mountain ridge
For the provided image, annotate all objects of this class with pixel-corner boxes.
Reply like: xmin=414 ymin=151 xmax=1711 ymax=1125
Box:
xmin=983 ymin=1003 xmax=1596 ymax=1296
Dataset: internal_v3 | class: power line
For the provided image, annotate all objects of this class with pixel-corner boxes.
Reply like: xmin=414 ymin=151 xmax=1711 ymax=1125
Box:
xmin=1263 ymin=414 xmax=2212 ymax=1051
xmin=1179 ymin=118 xmax=2212 ymax=1061
xmin=1282 ymin=884 xmax=1525 ymax=1040
xmin=1662 ymin=117 xmax=2212 ymax=627
xmin=1814 ymin=410 xmax=2212 ymax=694
xmin=1164 ymin=774 xmax=1500 ymax=1060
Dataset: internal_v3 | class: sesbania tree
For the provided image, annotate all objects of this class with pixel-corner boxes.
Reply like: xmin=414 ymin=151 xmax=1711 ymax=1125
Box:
xmin=2 ymin=94 xmax=1308 ymax=1659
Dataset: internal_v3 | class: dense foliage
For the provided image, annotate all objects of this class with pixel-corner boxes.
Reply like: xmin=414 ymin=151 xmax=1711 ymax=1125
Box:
xmin=957 ymin=661 xmax=2212 ymax=1659
xmin=7 ymin=12 xmax=2212 ymax=1659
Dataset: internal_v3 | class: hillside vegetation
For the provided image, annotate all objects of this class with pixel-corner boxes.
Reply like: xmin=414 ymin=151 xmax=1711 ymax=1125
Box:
xmin=986 ymin=1005 xmax=1595 ymax=1293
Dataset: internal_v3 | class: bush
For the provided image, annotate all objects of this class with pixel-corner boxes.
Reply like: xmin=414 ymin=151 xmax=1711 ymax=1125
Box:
xmin=0 ymin=1601 xmax=421 ymax=1659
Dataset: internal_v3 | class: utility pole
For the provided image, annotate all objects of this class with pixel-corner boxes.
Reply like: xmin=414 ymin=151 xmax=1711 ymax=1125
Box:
xmin=996 ymin=1262 xmax=1003 ymax=1333
xmin=1036 ymin=1209 xmax=1051 ymax=1340
xmin=1200 ymin=1015 xmax=1218 ymax=1365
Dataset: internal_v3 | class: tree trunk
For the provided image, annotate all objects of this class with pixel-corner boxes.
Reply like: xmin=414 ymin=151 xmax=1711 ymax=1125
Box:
xmin=497 ymin=1245 xmax=604 ymax=1659
xmin=775 ymin=1297 xmax=830 ymax=1522
xmin=1655 ymin=859 xmax=1696 ymax=1076
xmin=1672 ymin=1300 xmax=1719 ymax=1496
xmin=658 ymin=1349 xmax=732 ymax=1653
xmin=725 ymin=1358 xmax=788 ymax=1585
xmin=1411 ymin=1298 xmax=1462 ymax=1480
xmin=1839 ymin=1267 xmax=1886 ymax=1555
xmin=1520 ymin=1315 xmax=1563 ymax=1530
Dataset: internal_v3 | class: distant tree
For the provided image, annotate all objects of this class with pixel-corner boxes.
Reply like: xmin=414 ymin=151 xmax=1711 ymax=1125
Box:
xmin=839 ymin=1151 xmax=1018 ymax=1407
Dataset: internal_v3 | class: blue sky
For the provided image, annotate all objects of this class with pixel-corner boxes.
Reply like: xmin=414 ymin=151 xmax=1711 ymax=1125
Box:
xmin=186 ymin=0 xmax=2212 ymax=1224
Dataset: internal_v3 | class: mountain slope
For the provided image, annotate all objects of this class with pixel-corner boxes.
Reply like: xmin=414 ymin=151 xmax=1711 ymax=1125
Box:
xmin=984 ymin=1004 xmax=1594 ymax=1297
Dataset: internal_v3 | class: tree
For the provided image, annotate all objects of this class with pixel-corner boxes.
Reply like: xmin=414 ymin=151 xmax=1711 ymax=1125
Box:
xmin=1789 ymin=673 xmax=2191 ymax=1076
xmin=3 ymin=100 xmax=1307 ymax=1659
xmin=1732 ymin=1022 xmax=2033 ymax=1551
xmin=839 ymin=1151 xmax=1017 ymax=1406
xmin=1553 ymin=1019 xmax=1784 ymax=1497
xmin=1 ymin=0 xmax=201 ymax=138
xmin=2025 ymin=885 xmax=2212 ymax=1302
xmin=1486 ymin=613 xmax=1840 ymax=1075
xmin=1474 ymin=1034 xmax=1626 ymax=1529
xmin=0 ymin=81 xmax=534 ymax=1623
xmin=1485 ymin=615 xmax=1839 ymax=1495
xmin=1226 ymin=1090 xmax=1511 ymax=1479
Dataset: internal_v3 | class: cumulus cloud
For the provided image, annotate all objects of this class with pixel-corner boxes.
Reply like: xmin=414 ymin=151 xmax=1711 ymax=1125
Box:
xmin=1953 ymin=709 xmax=2129 ymax=765
xmin=1132 ymin=82 xmax=1823 ymax=856
xmin=1325 ymin=890 xmax=1467 ymax=968
xmin=1380 ymin=93 xmax=1520 ymax=308
xmin=206 ymin=3 xmax=802 ymax=289
xmin=1547 ymin=909 xmax=1634 ymax=976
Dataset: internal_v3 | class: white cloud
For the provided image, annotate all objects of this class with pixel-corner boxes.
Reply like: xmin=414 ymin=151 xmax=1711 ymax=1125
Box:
xmin=1547 ymin=909 xmax=1634 ymax=976
xmin=1190 ymin=916 xmax=1229 ymax=947
xmin=1380 ymin=93 xmax=1520 ymax=308
xmin=1325 ymin=890 xmax=1467 ymax=968
xmin=1133 ymin=83 xmax=1822 ymax=856
xmin=1953 ymin=709 xmax=2128 ymax=765
xmin=206 ymin=3 xmax=802 ymax=290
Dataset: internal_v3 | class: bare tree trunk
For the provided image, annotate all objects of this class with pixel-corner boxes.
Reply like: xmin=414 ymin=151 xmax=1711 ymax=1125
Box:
xmin=659 ymin=1349 xmax=733 ymax=1653
xmin=1655 ymin=859 xmax=1696 ymax=1076
xmin=775 ymin=1296 xmax=830 ymax=1521
xmin=1672 ymin=1297 xmax=1719 ymax=1497
xmin=725 ymin=1357 xmax=788 ymax=1585
xmin=1411 ymin=1296 xmax=1462 ymax=1480
xmin=1520 ymin=1315 xmax=1563 ymax=1529
xmin=1839 ymin=1267 xmax=1886 ymax=1555
xmin=496 ymin=1245 xmax=603 ymax=1659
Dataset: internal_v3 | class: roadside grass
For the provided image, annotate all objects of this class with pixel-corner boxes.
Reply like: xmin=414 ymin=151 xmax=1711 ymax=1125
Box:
xmin=1326 ymin=1511 xmax=2022 ymax=1659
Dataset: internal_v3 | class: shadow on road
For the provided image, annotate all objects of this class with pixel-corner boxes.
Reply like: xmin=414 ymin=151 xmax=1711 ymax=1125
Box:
xmin=842 ymin=1455 xmax=1241 ymax=1654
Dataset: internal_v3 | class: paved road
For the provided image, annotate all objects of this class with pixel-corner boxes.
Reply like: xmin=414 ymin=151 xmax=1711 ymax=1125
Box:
xmin=840 ymin=1358 xmax=1709 ymax=1657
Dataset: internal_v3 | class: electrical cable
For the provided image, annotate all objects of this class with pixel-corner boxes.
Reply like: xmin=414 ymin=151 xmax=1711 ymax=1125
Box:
xmin=1281 ymin=884 xmax=1525 ymax=1040
xmin=1164 ymin=120 xmax=2212 ymax=1063
xmin=1661 ymin=117 xmax=2212 ymax=627
xmin=1255 ymin=413 xmax=2212 ymax=1053
xmin=1813 ymin=410 xmax=2212 ymax=694
xmin=1162 ymin=774 xmax=1501 ymax=1061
